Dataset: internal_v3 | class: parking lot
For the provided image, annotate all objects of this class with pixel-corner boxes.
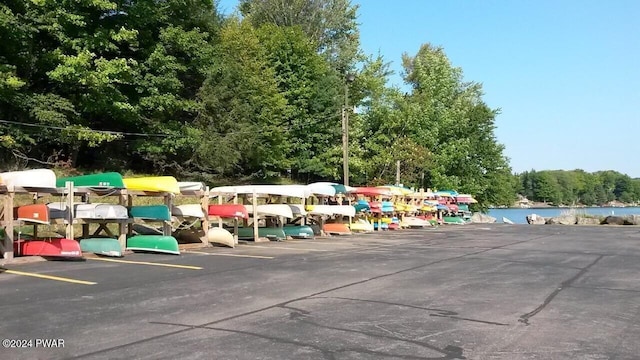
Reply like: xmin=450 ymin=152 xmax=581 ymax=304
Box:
xmin=2 ymin=224 xmax=640 ymax=359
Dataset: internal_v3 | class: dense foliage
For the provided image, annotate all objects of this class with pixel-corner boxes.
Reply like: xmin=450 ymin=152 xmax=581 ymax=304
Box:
xmin=517 ymin=170 xmax=640 ymax=206
xmin=0 ymin=0 xmax=518 ymax=208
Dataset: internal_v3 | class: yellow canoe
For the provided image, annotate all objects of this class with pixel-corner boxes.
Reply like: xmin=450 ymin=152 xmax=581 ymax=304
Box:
xmin=123 ymin=176 xmax=180 ymax=194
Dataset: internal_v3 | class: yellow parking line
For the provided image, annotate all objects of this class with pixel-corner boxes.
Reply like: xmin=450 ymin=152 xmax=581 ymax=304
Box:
xmin=4 ymin=270 xmax=96 ymax=285
xmin=88 ymin=258 xmax=202 ymax=270
xmin=184 ymin=251 xmax=274 ymax=259
xmin=248 ymin=245 xmax=329 ymax=252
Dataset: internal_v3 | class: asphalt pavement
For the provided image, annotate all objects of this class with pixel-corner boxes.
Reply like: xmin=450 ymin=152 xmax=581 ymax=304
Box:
xmin=1 ymin=224 xmax=640 ymax=359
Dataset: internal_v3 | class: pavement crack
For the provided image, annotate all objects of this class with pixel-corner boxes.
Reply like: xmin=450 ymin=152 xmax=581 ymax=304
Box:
xmin=518 ymin=255 xmax=604 ymax=325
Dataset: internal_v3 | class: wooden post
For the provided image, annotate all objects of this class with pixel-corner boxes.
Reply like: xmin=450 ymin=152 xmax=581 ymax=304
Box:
xmin=200 ymin=187 xmax=210 ymax=246
xmin=127 ymin=194 xmax=133 ymax=236
xmin=65 ymin=181 xmax=74 ymax=240
xmin=118 ymin=190 xmax=128 ymax=252
xmin=81 ymin=193 xmax=90 ymax=238
xmin=163 ymin=193 xmax=173 ymax=236
xmin=233 ymin=194 xmax=239 ymax=244
xmin=252 ymin=190 xmax=259 ymax=242
xmin=217 ymin=193 xmax=223 ymax=228
xmin=2 ymin=189 xmax=15 ymax=260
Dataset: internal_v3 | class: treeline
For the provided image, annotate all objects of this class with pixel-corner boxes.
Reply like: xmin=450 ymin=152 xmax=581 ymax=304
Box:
xmin=0 ymin=0 xmax=514 ymax=208
xmin=517 ymin=170 xmax=640 ymax=206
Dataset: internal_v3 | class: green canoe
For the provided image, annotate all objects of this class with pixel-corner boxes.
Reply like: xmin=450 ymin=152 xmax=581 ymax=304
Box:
xmin=126 ymin=235 xmax=180 ymax=255
xmin=56 ymin=172 xmax=124 ymax=188
xmin=443 ymin=216 xmax=467 ymax=225
xmin=234 ymin=227 xmax=287 ymax=241
xmin=283 ymin=225 xmax=315 ymax=239
xmin=129 ymin=205 xmax=171 ymax=221
xmin=79 ymin=238 xmax=123 ymax=257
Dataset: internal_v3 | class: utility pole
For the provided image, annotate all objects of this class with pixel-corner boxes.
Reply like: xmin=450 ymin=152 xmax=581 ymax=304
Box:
xmin=342 ymin=73 xmax=355 ymax=186
xmin=396 ymin=160 xmax=401 ymax=186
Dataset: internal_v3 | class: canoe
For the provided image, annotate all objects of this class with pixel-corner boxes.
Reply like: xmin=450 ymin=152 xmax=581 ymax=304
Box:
xmin=172 ymin=204 xmax=205 ymax=218
xmin=354 ymin=187 xmax=393 ymax=197
xmin=443 ymin=216 xmax=466 ymax=225
xmin=283 ymin=225 xmax=314 ymax=239
xmin=322 ymin=223 xmax=351 ymax=235
xmin=177 ymin=181 xmax=205 ymax=193
xmin=123 ymin=176 xmax=180 ymax=194
xmin=211 ymin=185 xmax=311 ymax=198
xmin=14 ymin=238 xmax=82 ymax=258
xmin=305 ymin=205 xmax=336 ymax=216
xmin=56 ymin=172 xmax=124 ymax=189
xmin=369 ymin=202 xmax=382 ymax=214
xmin=132 ymin=223 xmax=163 ymax=235
xmin=79 ymin=238 xmax=123 ymax=257
xmin=401 ymin=217 xmax=431 ymax=228
xmin=353 ymin=200 xmax=370 ymax=213
xmin=47 ymin=202 xmax=70 ymax=219
xmin=207 ymin=227 xmax=235 ymax=248
xmin=388 ymin=223 xmax=400 ymax=230
xmin=288 ymin=204 xmax=307 ymax=217
xmin=76 ymin=203 xmax=128 ymax=219
xmin=349 ymin=219 xmax=374 ymax=233
xmin=0 ymin=169 xmax=56 ymax=189
xmin=126 ymin=235 xmax=180 ymax=255
xmin=502 ymin=217 xmax=515 ymax=224
xmin=234 ymin=227 xmax=287 ymax=241
xmin=129 ymin=205 xmax=171 ymax=221
xmin=244 ymin=204 xmax=294 ymax=218
xmin=329 ymin=205 xmax=356 ymax=217
xmin=208 ymin=204 xmax=248 ymax=219
xmin=373 ymin=221 xmax=389 ymax=230
xmin=14 ymin=204 xmax=50 ymax=224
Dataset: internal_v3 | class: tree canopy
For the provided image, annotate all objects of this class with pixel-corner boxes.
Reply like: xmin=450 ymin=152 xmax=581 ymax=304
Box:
xmin=1 ymin=0 xmax=522 ymax=208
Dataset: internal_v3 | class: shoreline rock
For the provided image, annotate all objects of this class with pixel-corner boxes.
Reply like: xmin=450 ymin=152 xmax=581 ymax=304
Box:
xmin=526 ymin=213 xmax=640 ymax=226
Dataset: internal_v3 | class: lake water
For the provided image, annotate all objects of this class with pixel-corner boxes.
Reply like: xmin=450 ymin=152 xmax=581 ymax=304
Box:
xmin=487 ymin=207 xmax=640 ymax=224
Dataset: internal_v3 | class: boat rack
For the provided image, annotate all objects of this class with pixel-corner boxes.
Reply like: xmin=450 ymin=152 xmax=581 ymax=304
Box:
xmin=1 ymin=183 xmax=212 ymax=260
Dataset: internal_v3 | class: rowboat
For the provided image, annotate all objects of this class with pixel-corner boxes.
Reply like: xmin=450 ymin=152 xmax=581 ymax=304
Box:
xmin=129 ymin=205 xmax=171 ymax=221
xmin=14 ymin=204 xmax=50 ymax=224
xmin=171 ymin=204 xmax=205 ymax=219
xmin=126 ymin=235 xmax=180 ymax=255
xmin=123 ymin=176 xmax=180 ymax=194
xmin=56 ymin=172 xmax=124 ymax=189
xmin=443 ymin=216 xmax=466 ymax=225
xmin=208 ymin=204 xmax=248 ymax=219
xmin=14 ymin=238 xmax=82 ymax=258
xmin=283 ymin=225 xmax=315 ymax=239
xmin=207 ymin=227 xmax=235 ymax=248
xmin=322 ymin=223 xmax=351 ymax=235
xmin=401 ymin=216 xmax=431 ymax=228
xmin=79 ymin=238 xmax=123 ymax=257
xmin=0 ymin=168 xmax=56 ymax=189
xmin=234 ymin=227 xmax=287 ymax=241
xmin=75 ymin=203 xmax=128 ymax=219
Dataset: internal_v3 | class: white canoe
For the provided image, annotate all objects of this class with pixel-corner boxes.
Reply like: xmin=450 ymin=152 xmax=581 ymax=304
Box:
xmin=172 ymin=204 xmax=205 ymax=218
xmin=211 ymin=185 xmax=311 ymax=198
xmin=207 ymin=227 xmax=235 ymax=248
xmin=178 ymin=181 xmax=205 ymax=193
xmin=401 ymin=216 xmax=432 ymax=228
xmin=306 ymin=205 xmax=335 ymax=216
xmin=244 ymin=204 xmax=294 ymax=218
xmin=0 ymin=169 xmax=56 ymax=189
xmin=288 ymin=204 xmax=307 ymax=216
xmin=330 ymin=205 xmax=356 ymax=217
xmin=75 ymin=203 xmax=128 ymax=219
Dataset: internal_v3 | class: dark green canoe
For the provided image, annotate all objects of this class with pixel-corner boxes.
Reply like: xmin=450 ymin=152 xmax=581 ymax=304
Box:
xmin=129 ymin=205 xmax=171 ymax=221
xmin=79 ymin=238 xmax=123 ymax=257
xmin=56 ymin=172 xmax=124 ymax=188
xmin=283 ymin=225 xmax=315 ymax=239
xmin=234 ymin=227 xmax=287 ymax=241
xmin=126 ymin=235 xmax=180 ymax=255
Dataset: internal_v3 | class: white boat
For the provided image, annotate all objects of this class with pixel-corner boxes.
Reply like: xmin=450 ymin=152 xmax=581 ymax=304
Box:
xmin=288 ymin=204 xmax=308 ymax=217
xmin=502 ymin=217 xmax=514 ymax=224
xmin=210 ymin=184 xmax=312 ymax=198
xmin=75 ymin=203 xmax=128 ymax=219
xmin=329 ymin=205 xmax=356 ymax=217
xmin=207 ymin=227 xmax=235 ymax=248
xmin=305 ymin=205 xmax=335 ymax=216
xmin=305 ymin=183 xmax=337 ymax=197
xmin=178 ymin=181 xmax=205 ymax=193
xmin=0 ymin=169 xmax=56 ymax=189
xmin=171 ymin=204 xmax=205 ymax=218
xmin=244 ymin=204 xmax=294 ymax=218
xmin=401 ymin=216 xmax=432 ymax=228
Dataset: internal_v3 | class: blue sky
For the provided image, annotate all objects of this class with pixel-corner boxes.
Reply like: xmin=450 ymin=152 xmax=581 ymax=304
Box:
xmin=217 ymin=0 xmax=640 ymax=177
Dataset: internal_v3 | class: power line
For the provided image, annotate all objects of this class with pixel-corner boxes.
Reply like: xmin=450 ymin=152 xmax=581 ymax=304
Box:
xmin=0 ymin=119 xmax=170 ymax=138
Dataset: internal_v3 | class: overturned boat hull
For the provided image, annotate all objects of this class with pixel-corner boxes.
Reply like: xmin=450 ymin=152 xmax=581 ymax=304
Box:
xmin=234 ymin=227 xmax=287 ymax=241
xmin=283 ymin=225 xmax=315 ymax=239
xmin=322 ymin=223 xmax=352 ymax=235
xmin=207 ymin=227 xmax=235 ymax=248
xmin=14 ymin=238 xmax=82 ymax=258
xmin=126 ymin=235 xmax=180 ymax=255
xmin=79 ymin=238 xmax=123 ymax=257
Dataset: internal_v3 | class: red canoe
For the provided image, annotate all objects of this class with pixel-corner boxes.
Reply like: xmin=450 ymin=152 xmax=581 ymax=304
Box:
xmin=353 ymin=187 xmax=393 ymax=197
xmin=14 ymin=204 xmax=50 ymax=224
xmin=369 ymin=201 xmax=382 ymax=214
xmin=14 ymin=238 xmax=82 ymax=258
xmin=208 ymin=204 xmax=249 ymax=219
